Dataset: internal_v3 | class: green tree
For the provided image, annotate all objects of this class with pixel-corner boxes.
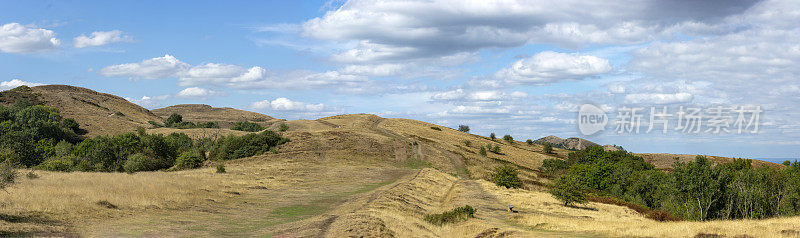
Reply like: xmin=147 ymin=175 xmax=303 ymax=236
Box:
xmin=543 ymin=142 xmax=553 ymax=154
xmin=502 ymin=134 xmax=514 ymax=143
xmin=526 ymin=139 xmax=533 ymax=145
xmin=479 ymin=146 xmax=487 ymax=156
xmin=671 ymin=156 xmax=726 ymax=221
xmin=550 ymin=174 xmax=587 ymax=206
xmin=231 ymin=121 xmax=264 ymax=132
xmin=457 ymin=125 xmax=470 ymax=133
xmin=491 ymin=165 xmax=522 ymax=189
xmin=489 ymin=133 xmax=496 ymax=140
xmin=165 ymin=113 xmax=183 ymax=126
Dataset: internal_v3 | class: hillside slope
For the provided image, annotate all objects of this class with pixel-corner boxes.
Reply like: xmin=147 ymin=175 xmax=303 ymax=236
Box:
xmin=152 ymin=104 xmax=284 ymax=129
xmin=0 ymin=85 xmax=162 ymax=137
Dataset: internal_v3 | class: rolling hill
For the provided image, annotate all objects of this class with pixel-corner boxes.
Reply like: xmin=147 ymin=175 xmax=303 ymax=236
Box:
xmin=0 ymin=85 xmax=163 ymax=137
xmin=152 ymin=104 xmax=285 ymax=129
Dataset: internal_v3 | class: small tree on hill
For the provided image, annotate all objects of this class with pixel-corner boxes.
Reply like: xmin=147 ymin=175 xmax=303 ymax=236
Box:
xmin=503 ymin=135 xmax=514 ymax=143
xmin=491 ymin=165 xmax=522 ymax=189
xmin=166 ymin=113 xmax=183 ymax=126
xmin=490 ymin=133 xmax=496 ymax=141
xmin=458 ymin=125 xmax=470 ymax=133
xmin=543 ymin=142 xmax=553 ymax=154
xmin=479 ymin=146 xmax=487 ymax=156
xmin=490 ymin=145 xmax=501 ymax=154
xmin=526 ymin=139 xmax=533 ymax=145
xmin=550 ymin=174 xmax=586 ymax=206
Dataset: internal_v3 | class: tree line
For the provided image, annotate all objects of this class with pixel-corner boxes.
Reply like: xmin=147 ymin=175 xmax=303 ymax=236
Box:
xmin=543 ymin=146 xmax=800 ymax=221
xmin=1 ymin=100 xmax=288 ymax=173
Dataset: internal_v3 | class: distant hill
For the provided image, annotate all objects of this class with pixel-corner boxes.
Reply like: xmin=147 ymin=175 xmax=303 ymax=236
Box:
xmin=635 ymin=153 xmax=783 ymax=170
xmin=151 ymin=104 xmax=285 ymax=129
xmin=0 ymin=85 xmax=163 ymax=137
xmin=533 ymin=135 xmax=600 ymax=150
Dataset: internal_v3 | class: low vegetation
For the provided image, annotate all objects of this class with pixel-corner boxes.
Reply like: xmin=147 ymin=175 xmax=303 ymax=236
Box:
xmin=541 ymin=146 xmax=800 ymax=221
xmin=542 ymin=142 xmax=553 ymax=154
xmin=163 ymin=113 xmax=219 ymax=129
xmin=457 ymin=124 xmax=469 ymax=133
xmin=502 ymin=134 xmax=513 ymax=143
xmin=429 ymin=126 xmax=442 ymax=131
xmin=231 ymin=121 xmax=264 ymax=132
xmin=491 ymin=165 xmax=522 ymax=189
xmin=423 ymin=205 xmax=476 ymax=225
xmin=209 ymin=130 xmax=289 ymax=161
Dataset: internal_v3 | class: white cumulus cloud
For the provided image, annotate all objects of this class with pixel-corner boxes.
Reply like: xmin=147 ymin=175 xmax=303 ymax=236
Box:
xmin=177 ymin=87 xmax=216 ymax=98
xmin=251 ymin=98 xmax=324 ymax=111
xmin=0 ymin=79 xmax=43 ymax=90
xmin=496 ymin=51 xmax=612 ymax=84
xmin=625 ymin=92 xmax=693 ymax=104
xmin=0 ymin=23 xmax=60 ymax=53
xmin=99 ymin=54 xmax=189 ymax=79
xmin=74 ymin=30 xmax=132 ymax=48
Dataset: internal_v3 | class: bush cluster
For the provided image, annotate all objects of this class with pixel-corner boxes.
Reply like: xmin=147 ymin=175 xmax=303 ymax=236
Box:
xmin=541 ymin=146 xmax=800 ymax=221
xmin=423 ymin=205 xmax=476 ymax=225
xmin=491 ymin=165 xmax=522 ymax=189
xmin=231 ymin=121 xmax=264 ymax=132
xmin=209 ymin=130 xmax=289 ymax=161
xmin=163 ymin=113 xmax=219 ymax=129
xmin=1 ymin=100 xmax=82 ymax=167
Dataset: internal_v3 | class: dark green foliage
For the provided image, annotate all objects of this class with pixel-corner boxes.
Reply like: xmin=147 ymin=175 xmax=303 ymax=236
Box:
xmin=489 ymin=133 xmax=496 ymax=140
xmin=550 ymin=174 xmax=587 ymax=206
xmin=526 ymin=139 xmax=533 ymax=145
xmin=462 ymin=140 xmax=471 ymax=147
xmin=540 ymin=158 xmax=568 ymax=175
xmin=216 ymin=163 xmax=226 ymax=173
xmin=784 ymin=160 xmax=792 ymax=166
xmin=491 ymin=165 xmax=522 ymax=189
xmin=490 ymin=145 xmax=501 ymax=154
xmin=231 ymin=121 xmax=264 ymax=132
xmin=278 ymin=123 xmax=289 ymax=132
xmin=542 ymin=142 xmax=553 ymax=154
xmin=36 ymin=156 xmax=76 ymax=172
xmin=172 ymin=151 xmax=205 ymax=170
xmin=61 ymin=118 xmax=80 ymax=133
xmin=0 ymin=103 xmax=82 ymax=168
xmin=429 ymin=126 xmax=442 ymax=131
xmin=478 ymin=146 xmax=487 ymax=156
xmin=209 ymin=130 xmax=289 ymax=161
xmin=123 ymin=153 xmax=161 ymax=173
xmin=502 ymin=134 xmax=513 ymax=143
xmin=457 ymin=125 xmax=469 ymax=133
xmin=549 ymin=146 xmax=800 ymax=221
xmin=423 ymin=205 xmax=476 ymax=225
xmin=165 ymin=113 xmax=183 ymax=126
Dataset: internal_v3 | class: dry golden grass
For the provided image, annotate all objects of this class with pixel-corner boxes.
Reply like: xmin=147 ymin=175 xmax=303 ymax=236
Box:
xmin=152 ymin=104 xmax=285 ymax=129
xmin=30 ymin=85 xmax=163 ymax=137
xmin=636 ymin=153 xmax=783 ymax=170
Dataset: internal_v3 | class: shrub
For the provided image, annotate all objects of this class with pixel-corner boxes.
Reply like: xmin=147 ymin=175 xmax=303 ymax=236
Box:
xmin=165 ymin=113 xmax=183 ymax=126
xmin=491 ymin=165 xmax=522 ymax=189
xmin=54 ymin=140 xmax=73 ymax=157
xmin=61 ymin=118 xmax=80 ymax=133
xmin=423 ymin=205 xmax=476 ymax=225
xmin=784 ymin=160 xmax=792 ymax=166
xmin=457 ymin=125 xmax=470 ymax=133
xmin=550 ymin=174 xmax=587 ymax=206
xmin=430 ymin=126 xmax=442 ymax=131
xmin=36 ymin=157 xmax=75 ymax=172
xmin=490 ymin=145 xmax=501 ymax=154
xmin=526 ymin=139 xmax=533 ymax=145
xmin=479 ymin=146 xmax=487 ymax=157
xmin=123 ymin=153 xmax=161 ymax=173
xmin=540 ymin=158 xmax=568 ymax=175
xmin=489 ymin=133 xmax=496 ymax=140
xmin=502 ymin=135 xmax=513 ymax=143
xmin=543 ymin=142 xmax=554 ymax=154
xmin=172 ymin=151 xmax=204 ymax=170
xmin=26 ymin=171 xmax=38 ymax=179
xmin=462 ymin=140 xmax=471 ymax=147
xmin=197 ymin=121 xmax=220 ymax=128
xmin=278 ymin=123 xmax=289 ymax=132
xmin=216 ymin=164 xmax=226 ymax=173
xmin=231 ymin=121 xmax=264 ymax=132
xmin=209 ymin=130 xmax=289 ymax=160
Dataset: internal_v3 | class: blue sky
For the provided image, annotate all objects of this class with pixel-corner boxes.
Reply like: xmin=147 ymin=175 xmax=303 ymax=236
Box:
xmin=1 ymin=0 xmax=798 ymax=159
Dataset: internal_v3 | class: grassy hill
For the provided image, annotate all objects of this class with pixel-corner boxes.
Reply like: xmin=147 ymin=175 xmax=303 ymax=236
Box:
xmin=0 ymin=85 xmax=162 ymax=137
xmin=152 ymin=104 xmax=284 ymax=129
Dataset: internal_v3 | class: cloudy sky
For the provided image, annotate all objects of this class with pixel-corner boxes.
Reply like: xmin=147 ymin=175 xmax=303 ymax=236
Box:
xmin=1 ymin=0 xmax=798 ymax=159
